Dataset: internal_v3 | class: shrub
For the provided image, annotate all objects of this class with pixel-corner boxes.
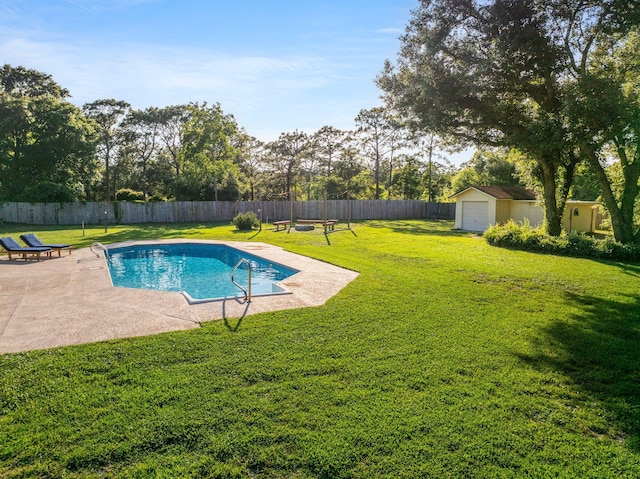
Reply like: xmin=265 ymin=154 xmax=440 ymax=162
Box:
xmin=17 ymin=181 xmax=76 ymax=203
xmin=147 ymin=194 xmax=167 ymax=202
xmin=115 ymin=189 xmax=145 ymax=201
xmin=232 ymin=212 xmax=259 ymax=231
xmin=484 ymin=220 xmax=541 ymax=248
xmin=484 ymin=221 xmax=640 ymax=263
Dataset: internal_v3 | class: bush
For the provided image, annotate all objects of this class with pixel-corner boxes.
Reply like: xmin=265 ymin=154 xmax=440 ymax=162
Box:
xmin=17 ymin=181 xmax=76 ymax=203
xmin=115 ymin=189 xmax=145 ymax=201
xmin=484 ymin=220 xmax=640 ymax=263
xmin=484 ymin=220 xmax=548 ymax=249
xmin=232 ymin=212 xmax=259 ymax=231
xmin=147 ymin=194 xmax=167 ymax=202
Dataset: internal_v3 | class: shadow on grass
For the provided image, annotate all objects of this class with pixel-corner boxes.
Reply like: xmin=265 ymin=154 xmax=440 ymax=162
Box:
xmin=518 ymin=292 xmax=640 ymax=451
xmin=365 ymin=219 xmax=469 ymax=237
xmin=222 ymin=297 xmax=251 ymax=331
xmin=615 ymin=263 xmax=640 ymax=279
xmin=73 ymin=223 xmax=232 ymax=247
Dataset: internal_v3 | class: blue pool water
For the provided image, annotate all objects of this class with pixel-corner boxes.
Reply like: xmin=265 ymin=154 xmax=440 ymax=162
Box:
xmin=105 ymin=243 xmax=298 ymax=302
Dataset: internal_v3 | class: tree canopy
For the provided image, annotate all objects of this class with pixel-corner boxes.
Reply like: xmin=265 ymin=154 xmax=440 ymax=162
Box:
xmin=379 ymin=0 xmax=640 ymax=240
xmin=0 ymin=65 xmax=96 ymax=201
xmin=5 ymin=32 xmax=640 ymax=242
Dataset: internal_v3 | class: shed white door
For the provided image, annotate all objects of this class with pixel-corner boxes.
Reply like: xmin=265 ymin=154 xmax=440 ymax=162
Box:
xmin=462 ymin=201 xmax=489 ymax=232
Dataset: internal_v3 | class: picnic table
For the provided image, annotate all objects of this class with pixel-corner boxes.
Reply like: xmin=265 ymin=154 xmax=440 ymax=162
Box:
xmin=273 ymin=220 xmax=291 ymax=231
xmin=296 ymin=219 xmax=338 ymax=230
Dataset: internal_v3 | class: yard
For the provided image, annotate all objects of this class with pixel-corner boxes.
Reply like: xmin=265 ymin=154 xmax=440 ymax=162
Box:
xmin=1 ymin=220 xmax=639 ymax=478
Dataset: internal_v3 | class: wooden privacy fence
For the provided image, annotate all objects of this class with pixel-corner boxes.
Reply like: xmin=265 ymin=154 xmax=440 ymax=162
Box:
xmin=0 ymin=200 xmax=455 ymax=226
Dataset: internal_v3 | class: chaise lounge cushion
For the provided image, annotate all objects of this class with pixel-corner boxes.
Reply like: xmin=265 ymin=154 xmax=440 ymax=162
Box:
xmin=0 ymin=237 xmax=51 ymax=260
xmin=20 ymin=233 xmax=72 ymax=256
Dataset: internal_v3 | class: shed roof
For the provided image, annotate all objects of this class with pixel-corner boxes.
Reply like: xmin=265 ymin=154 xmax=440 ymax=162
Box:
xmin=450 ymin=185 xmax=537 ymax=200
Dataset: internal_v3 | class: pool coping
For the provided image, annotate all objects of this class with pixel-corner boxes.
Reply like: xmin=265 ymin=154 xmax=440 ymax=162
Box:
xmin=0 ymin=240 xmax=359 ymax=354
xmin=105 ymin=242 xmax=300 ymax=304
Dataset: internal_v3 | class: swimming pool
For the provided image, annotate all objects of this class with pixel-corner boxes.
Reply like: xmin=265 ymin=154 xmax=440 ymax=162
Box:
xmin=105 ymin=243 xmax=298 ymax=303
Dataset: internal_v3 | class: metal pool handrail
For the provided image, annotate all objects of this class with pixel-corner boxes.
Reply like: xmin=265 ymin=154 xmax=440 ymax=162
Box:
xmin=231 ymin=258 xmax=252 ymax=302
xmin=90 ymin=241 xmax=109 ymax=258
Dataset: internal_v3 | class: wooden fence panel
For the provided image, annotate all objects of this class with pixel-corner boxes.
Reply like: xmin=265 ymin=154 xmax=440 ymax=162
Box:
xmin=0 ymin=200 xmax=455 ymax=225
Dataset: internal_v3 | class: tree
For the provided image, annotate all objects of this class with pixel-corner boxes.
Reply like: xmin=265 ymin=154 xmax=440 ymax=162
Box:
xmin=120 ymin=107 xmax=163 ymax=199
xmin=234 ymin=132 xmax=265 ymax=201
xmin=312 ymin=125 xmax=347 ymax=177
xmin=0 ymin=65 xmax=96 ymax=201
xmin=423 ymin=160 xmax=455 ymax=202
xmin=178 ymin=102 xmax=240 ymax=201
xmin=378 ymin=0 xmax=605 ymax=235
xmin=410 ymin=132 xmax=454 ymax=202
xmin=448 ymin=149 xmax=521 ymax=195
xmin=330 ymin=145 xmax=372 ymax=199
xmin=392 ymin=155 xmax=423 ymax=199
xmin=570 ymin=26 xmax=640 ymax=242
xmin=355 ymin=107 xmax=406 ymax=199
xmin=155 ymin=104 xmax=189 ymax=179
xmin=569 ymin=162 xmax=600 ymax=202
xmin=299 ymin=146 xmax=321 ymax=200
xmin=0 ymin=64 xmax=69 ymax=98
xmin=266 ymin=130 xmax=310 ymax=200
xmin=83 ymin=99 xmax=131 ymax=201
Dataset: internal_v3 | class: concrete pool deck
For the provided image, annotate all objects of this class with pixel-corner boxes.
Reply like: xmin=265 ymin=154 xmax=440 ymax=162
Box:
xmin=0 ymin=240 xmax=359 ymax=354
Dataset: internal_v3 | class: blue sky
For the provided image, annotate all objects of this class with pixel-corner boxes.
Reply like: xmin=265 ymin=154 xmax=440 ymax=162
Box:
xmin=0 ymin=0 xmax=419 ymax=142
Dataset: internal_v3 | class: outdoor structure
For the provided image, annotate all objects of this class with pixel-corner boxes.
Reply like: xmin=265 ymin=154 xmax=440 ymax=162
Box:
xmin=450 ymin=185 xmax=600 ymax=233
xmin=0 ymin=199 xmax=454 ymax=225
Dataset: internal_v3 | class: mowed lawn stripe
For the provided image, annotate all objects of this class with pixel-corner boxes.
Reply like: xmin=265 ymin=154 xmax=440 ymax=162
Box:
xmin=1 ymin=220 xmax=639 ymax=478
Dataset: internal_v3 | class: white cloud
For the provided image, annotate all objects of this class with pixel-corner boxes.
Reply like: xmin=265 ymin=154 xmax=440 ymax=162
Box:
xmin=0 ymin=35 xmax=351 ymax=139
xmin=376 ymin=28 xmax=404 ymax=35
xmin=58 ymin=0 xmax=161 ymax=12
xmin=0 ymin=0 xmax=403 ymax=141
xmin=1 ymin=37 xmax=331 ymax=98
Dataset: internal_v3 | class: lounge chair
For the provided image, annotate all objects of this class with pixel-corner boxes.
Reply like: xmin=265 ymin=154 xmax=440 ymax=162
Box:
xmin=0 ymin=237 xmax=51 ymax=261
xmin=20 ymin=233 xmax=72 ymax=256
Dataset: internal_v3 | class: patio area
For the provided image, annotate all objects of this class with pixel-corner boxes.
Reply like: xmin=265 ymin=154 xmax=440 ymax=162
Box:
xmin=0 ymin=240 xmax=359 ymax=354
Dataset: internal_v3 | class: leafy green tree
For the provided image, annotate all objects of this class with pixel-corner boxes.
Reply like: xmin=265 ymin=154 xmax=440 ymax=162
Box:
xmin=233 ymin=132 xmax=265 ymax=201
xmin=569 ymin=162 xmax=600 ymax=202
xmin=392 ymin=155 xmax=423 ymax=199
xmin=0 ymin=65 xmax=96 ymax=201
xmin=18 ymin=181 xmax=76 ymax=203
xmin=378 ymin=1 xmax=580 ymax=235
xmin=423 ymin=160 xmax=455 ymax=202
xmin=411 ymin=133 xmax=450 ymax=202
xmin=355 ymin=107 xmax=407 ymax=199
xmin=0 ymin=64 xmax=69 ymax=98
xmin=570 ymin=28 xmax=640 ymax=242
xmin=155 ymin=104 xmax=189 ymax=179
xmin=177 ymin=102 xmax=240 ymax=200
xmin=312 ymin=125 xmax=347 ymax=177
xmin=332 ymin=146 xmax=371 ymax=199
xmin=120 ymin=107 xmax=164 ymax=199
xmin=266 ymin=130 xmax=310 ymax=200
xmin=174 ymin=103 xmax=242 ymax=200
xmin=83 ymin=99 xmax=131 ymax=201
xmin=448 ymin=149 xmax=521 ymax=195
xmin=380 ymin=0 xmax=640 ymax=239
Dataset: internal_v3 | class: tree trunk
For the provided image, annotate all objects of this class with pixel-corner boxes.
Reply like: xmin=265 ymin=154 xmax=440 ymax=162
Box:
xmin=105 ymin=158 xmax=111 ymax=201
xmin=374 ymin=151 xmax=381 ymax=199
xmin=540 ymin=160 xmax=563 ymax=236
xmin=387 ymin=155 xmax=394 ymax=197
xmin=286 ymin=168 xmax=293 ymax=200
xmin=580 ymin=142 xmax=639 ymax=243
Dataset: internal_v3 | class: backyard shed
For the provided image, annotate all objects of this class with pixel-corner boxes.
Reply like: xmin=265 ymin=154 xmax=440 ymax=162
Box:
xmin=450 ymin=185 xmax=599 ymax=233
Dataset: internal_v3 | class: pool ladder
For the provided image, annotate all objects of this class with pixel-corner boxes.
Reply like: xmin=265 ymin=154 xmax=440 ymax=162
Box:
xmin=231 ymin=258 xmax=252 ymax=302
xmin=90 ymin=241 xmax=109 ymax=258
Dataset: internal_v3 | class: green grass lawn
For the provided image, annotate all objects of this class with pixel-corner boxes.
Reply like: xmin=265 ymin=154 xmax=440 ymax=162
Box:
xmin=1 ymin=220 xmax=640 ymax=478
